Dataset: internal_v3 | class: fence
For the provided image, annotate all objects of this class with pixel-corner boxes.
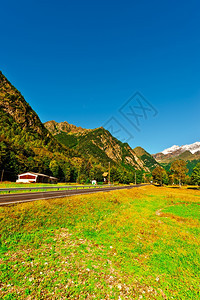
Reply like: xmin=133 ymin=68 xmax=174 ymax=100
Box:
xmin=0 ymin=184 xmax=113 ymax=194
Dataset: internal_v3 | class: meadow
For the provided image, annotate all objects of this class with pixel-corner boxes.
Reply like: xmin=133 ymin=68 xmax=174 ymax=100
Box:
xmin=0 ymin=186 xmax=199 ymax=299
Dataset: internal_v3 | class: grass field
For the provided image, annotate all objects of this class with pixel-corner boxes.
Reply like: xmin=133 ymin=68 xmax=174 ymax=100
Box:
xmin=0 ymin=186 xmax=199 ymax=299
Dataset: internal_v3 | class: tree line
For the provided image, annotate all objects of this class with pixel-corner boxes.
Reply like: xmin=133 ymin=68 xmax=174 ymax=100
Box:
xmin=1 ymin=133 xmax=200 ymax=186
xmin=151 ymin=159 xmax=200 ymax=186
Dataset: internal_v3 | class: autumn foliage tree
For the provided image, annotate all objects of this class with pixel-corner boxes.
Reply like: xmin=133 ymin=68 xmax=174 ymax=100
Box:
xmin=152 ymin=166 xmax=168 ymax=185
xmin=170 ymin=160 xmax=188 ymax=187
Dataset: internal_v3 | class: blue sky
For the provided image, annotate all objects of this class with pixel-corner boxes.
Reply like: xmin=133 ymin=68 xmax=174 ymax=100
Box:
xmin=1 ymin=0 xmax=200 ymax=153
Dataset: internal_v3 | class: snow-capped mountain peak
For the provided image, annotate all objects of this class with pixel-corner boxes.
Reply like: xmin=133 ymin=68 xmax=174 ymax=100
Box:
xmin=161 ymin=142 xmax=200 ymax=155
xmin=162 ymin=145 xmax=180 ymax=155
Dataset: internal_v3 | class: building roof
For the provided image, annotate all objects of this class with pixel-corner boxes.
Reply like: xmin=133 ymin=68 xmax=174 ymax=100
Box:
xmin=18 ymin=172 xmax=58 ymax=179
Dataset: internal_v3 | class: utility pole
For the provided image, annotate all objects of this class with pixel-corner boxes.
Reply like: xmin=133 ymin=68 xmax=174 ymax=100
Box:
xmin=108 ymin=162 xmax=110 ymax=185
xmin=77 ymin=168 xmax=80 ymax=183
xmin=143 ymin=173 xmax=146 ymax=183
xmin=1 ymin=169 xmax=4 ymax=183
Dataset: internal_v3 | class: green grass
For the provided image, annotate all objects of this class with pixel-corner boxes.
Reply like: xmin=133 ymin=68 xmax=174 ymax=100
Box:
xmin=0 ymin=183 xmax=105 ymax=195
xmin=0 ymin=186 xmax=199 ymax=299
xmin=163 ymin=203 xmax=200 ymax=220
xmin=0 ymin=183 xmax=55 ymax=188
xmin=0 ymin=182 xmax=85 ymax=188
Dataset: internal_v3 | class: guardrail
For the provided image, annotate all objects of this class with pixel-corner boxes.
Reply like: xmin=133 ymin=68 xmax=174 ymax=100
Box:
xmin=0 ymin=185 xmax=113 ymax=193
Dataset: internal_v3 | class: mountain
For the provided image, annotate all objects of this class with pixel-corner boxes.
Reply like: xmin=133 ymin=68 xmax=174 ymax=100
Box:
xmin=0 ymin=71 xmax=82 ymax=181
xmin=153 ymin=142 xmax=200 ymax=176
xmin=44 ymin=121 xmax=159 ymax=172
xmin=0 ymin=71 xmax=158 ymax=183
xmin=44 ymin=120 xmax=91 ymax=135
xmin=133 ymin=147 xmax=159 ymax=171
xmin=153 ymin=142 xmax=200 ymax=163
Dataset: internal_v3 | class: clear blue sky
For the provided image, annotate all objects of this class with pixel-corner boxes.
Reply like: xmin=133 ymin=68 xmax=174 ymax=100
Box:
xmin=1 ymin=0 xmax=200 ymax=153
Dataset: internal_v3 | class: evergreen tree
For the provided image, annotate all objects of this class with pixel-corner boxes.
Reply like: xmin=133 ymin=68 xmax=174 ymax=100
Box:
xmin=191 ymin=163 xmax=200 ymax=186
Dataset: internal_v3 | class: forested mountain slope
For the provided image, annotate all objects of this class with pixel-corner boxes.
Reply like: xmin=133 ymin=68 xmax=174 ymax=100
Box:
xmin=0 ymin=71 xmax=158 ymax=183
xmin=0 ymin=71 xmax=81 ymax=181
xmin=45 ymin=121 xmax=158 ymax=173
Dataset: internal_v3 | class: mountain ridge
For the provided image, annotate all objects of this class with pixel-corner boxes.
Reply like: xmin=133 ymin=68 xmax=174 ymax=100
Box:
xmin=0 ymin=71 xmax=83 ymax=181
xmin=44 ymin=120 xmax=93 ymax=135
xmin=0 ymin=70 xmax=159 ymax=182
xmin=161 ymin=142 xmax=200 ymax=155
xmin=153 ymin=142 xmax=200 ymax=163
xmin=45 ymin=120 xmax=157 ymax=172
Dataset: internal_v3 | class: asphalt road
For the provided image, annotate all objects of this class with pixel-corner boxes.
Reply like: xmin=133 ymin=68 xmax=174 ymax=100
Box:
xmin=0 ymin=184 xmax=147 ymax=206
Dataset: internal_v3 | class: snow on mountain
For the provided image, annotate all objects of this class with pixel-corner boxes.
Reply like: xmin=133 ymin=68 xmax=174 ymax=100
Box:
xmin=182 ymin=142 xmax=200 ymax=154
xmin=162 ymin=145 xmax=180 ymax=155
xmin=161 ymin=142 xmax=200 ymax=155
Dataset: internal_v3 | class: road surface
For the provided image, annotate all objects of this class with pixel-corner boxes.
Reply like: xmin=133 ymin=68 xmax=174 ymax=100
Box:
xmin=0 ymin=184 xmax=147 ymax=206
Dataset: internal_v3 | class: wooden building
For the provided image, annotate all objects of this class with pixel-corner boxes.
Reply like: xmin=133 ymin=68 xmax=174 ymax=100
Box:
xmin=16 ymin=172 xmax=58 ymax=184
